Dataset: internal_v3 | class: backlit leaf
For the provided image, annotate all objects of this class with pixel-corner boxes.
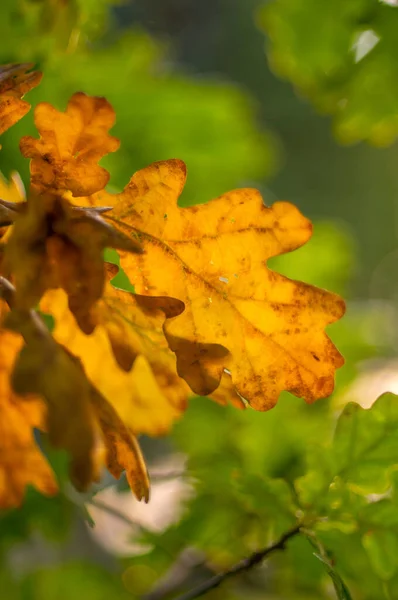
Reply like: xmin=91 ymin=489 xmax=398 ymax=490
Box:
xmin=5 ymin=306 xmax=98 ymax=491
xmin=1 ymin=279 xmax=149 ymax=501
xmin=0 ymin=63 xmax=42 ymax=136
xmin=0 ymin=319 xmax=57 ymax=509
xmin=40 ymin=277 xmax=243 ymax=437
xmin=95 ymin=159 xmax=345 ymax=409
xmin=20 ymin=92 xmax=120 ymax=196
xmin=41 ymin=286 xmax=190 ymax=436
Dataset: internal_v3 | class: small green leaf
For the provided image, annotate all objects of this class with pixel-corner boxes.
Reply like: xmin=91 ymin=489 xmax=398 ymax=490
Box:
xmin=333 ymin=394 xmax=398 ymax=494
xmin=234 ymin=474 xmax=299 ymax=537
xmin=362 ymin=530 xmax=398 ymax=580
xmin=305 ymin=532 xmax=353 ymax=600
xmin=359 ymin=498 xmax=398 ymax=531
xmin=314 ymin=552 xmax=353 ymax=600
xmin=296 ymin=393 xmax=398 ymax=510
xmin=295 ymin=448 xmax=334 ymax=507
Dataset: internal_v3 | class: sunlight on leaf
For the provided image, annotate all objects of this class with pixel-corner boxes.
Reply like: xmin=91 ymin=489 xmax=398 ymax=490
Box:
xmin=0 ymin=63 xmax=42 ymax=136
xmin=41 ymin=280 xmax=243 ymax=437
xmin=0 ymin=315 xmax=57 ymax=509
xmin=94 ymin=159 xmax=345 ymax=409
xmin=1 ymin=279 xmax=149 ymax=501
xmin=20 ymin=92 xmax=120 ymax=196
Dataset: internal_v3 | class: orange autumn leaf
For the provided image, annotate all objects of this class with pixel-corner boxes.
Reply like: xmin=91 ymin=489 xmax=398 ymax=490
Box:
xmin=20 ymin=92 xmax=120 ymax=196
xmin=210 ymin=370 xmax=246 ymax=410
xmin=89 ymin=387 xmax=150 ymax=502
xmin=2 ymin=190 xmax=142 ymax=330
xmin=90 ymin=159 xmax=345 ymax=410
xmin=0 ymin=321 xmax=57 ymax=509
xmin=41 ymin=285 xmax=189 ymax=436
xmin=0 ymin=87 xmax=347 ymax=507
xmin=1 ymin=279 xmax=149 ymax=501
xmin=5 ymin=306 xmax=98 ymax=490
xmin=0 ymin=64 xmax=42 ymax=136
xmin=0 ymin=172 xmax=26 ymax=275
xmin=41 ymin=274 xmax=243 ymax=438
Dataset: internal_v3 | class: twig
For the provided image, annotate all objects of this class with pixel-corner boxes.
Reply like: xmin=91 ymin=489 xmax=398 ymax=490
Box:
xmin=173 ymin=524 xmax=302 ymax=600
xmin=88 ymin=498 xmax=143 ymax=531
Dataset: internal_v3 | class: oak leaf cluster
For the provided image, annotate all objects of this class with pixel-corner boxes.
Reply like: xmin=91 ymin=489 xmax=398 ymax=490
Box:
xmin=0 ymin=64 xmax=345 ymax=508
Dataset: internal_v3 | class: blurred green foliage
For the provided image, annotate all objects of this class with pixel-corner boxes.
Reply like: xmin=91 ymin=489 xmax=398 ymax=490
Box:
xmin=134 ymin=394 xmax=398 ymax=599
xmin=0 ymin=0 xmax=276 ymax=205
xmin=260 ymin=0 xmax=398 ymax=145
xmin=2 ymin=1 xmax=398 ymax=600
xmin=3 ymin=562 xmax=132 ymax=600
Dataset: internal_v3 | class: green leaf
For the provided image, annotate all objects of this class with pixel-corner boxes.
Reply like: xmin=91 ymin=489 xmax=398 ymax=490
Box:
xmin=296 ymin=393 xmax=398 ymax=509
xmin=362 ymin=530 xmax=398 ymax=580
xmin=233 ymin=474 xmax=299 ymax=538
xmin=314 ymin=552 xmax=353 ymax=600
xmin=295 ymin=447 xmax=334 ymax=508
xmin=333 ymin=394 xmax=398 ymax=493
xmin=305 ymin=531 xmax=353 ymax=599
xmin=359 ymin=498 xmax=398 ymax=531
xmin=259 ymin=0 xmax=398 ymax=145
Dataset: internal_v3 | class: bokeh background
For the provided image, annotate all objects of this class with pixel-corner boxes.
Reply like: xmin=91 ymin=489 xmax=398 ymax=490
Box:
xmin=2 ymin=1 xmax=398 ymax=598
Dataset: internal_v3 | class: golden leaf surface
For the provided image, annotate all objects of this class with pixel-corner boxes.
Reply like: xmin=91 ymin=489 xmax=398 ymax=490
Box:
xmin=90 ymin=159 xmax=345 ymax=410
xmin=0 ymin=172 xmax=26 ymax=275
xmin=0 ymin=171 xmax=26 ymax=205
xmin=6 ymin=307 xmax=98 ymax=491
xmin=0 ymin=64 xmax=42 ymax=136
xmin=20 ymin=93 xmax=120 ymax=196
xmin=41 ymin=286 xmax=188 ymax=436
xmin=0 ymin=323 xmax=58 ymax=509
xmin=41 ymin=271 xmax=244 ymax=436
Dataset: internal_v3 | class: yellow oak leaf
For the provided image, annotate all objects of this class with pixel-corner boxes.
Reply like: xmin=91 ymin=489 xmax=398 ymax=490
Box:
xmin=210 ymin=370 xmax=246 ymax=410
xmin=41 ymin=285 xmax=188 ymax=436
xmin=20 ymin=92 xmax=120 ymax=196
xmin=2 ymin=279 xmax=149 ymax=501
xmin=6 ymin=307 xmax=98 ymax=490
xmin=0 ymin=322 xmax=58 ymax=509
xmin=2 ymin=190 xmax=142 ymax=330
xmin=0 ymin=63 xmax=42 ymax=136
xmin=87 ymin=389 xmax=149 ymax=501
xmin=41 ymin=272 xmax=244 ymax=437
xmin=89 ymin=159 xmax=345 ymax=410
xmin=0 ymin=172 xmax=26 ymax=275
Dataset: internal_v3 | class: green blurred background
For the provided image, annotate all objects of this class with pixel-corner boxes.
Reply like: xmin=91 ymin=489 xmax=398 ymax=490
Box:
xmin=2 ymin=1 xmax=398 ymax=598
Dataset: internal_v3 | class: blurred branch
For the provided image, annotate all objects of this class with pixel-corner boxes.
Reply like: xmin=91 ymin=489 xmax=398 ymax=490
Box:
xmin=88 ymin=498 xmax=143 ymax=532
xmin=172 ymin=524 xmax=302 ymax=600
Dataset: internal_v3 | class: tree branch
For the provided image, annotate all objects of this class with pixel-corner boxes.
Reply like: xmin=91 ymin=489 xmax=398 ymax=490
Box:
xmin=88 ymin=498 xmax=143 ymax=532
xmin=174 ymin=524 xmax=302 ymax=600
